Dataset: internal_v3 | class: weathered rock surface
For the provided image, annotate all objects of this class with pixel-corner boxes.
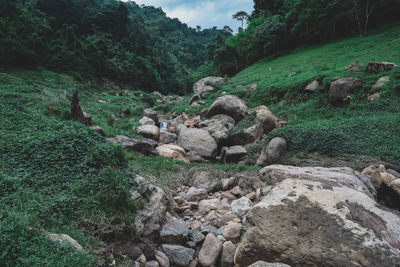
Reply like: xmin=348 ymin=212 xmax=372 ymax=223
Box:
xmin=161 ymin=244 xmax=195 ymax=266
xmin=243 ymin=84 xmax=257 ymax=93
xmin=177 ymin=126 xmax=217 ymax=158
xmin=256 ymin=137 xmax=287 ymax=166
xmin=222 ymin=221 xmax=242 ymax=242
xmin=248 ymin=262 xmax=291 ymax=267
xmin=198 ymin=233 xmax=223 ymax=267
xmin=223 ymin=146 xmax=247 ymax=163
xmin=231 ymin=197 xmax=252 ymax=216
xmin=198 ymin=114 xmax=236 ymax=143
xmin=106 ymin=135 xmax=157 ymax=156
xmin=185 ymin=187 xmax=208 ymax=202
xmin=235 ymin=165 xmax=400 ymax=267
xmin=46 ymin=232 xmax=83 ymax=251
xmin=252 ymin=105 xmax=278 ymax=134
xmin=193 ymin=76 xmax=224 ymax=95
xmin=139 ymin=116 xmax=156 ymax=126
xmin=155 ymin=250 xmax=170 ymax=267
xmin=159 ymin=130 xmax=177 ymax=144
xmin=207 ymin=95 xmax=248 ymax=122
xmin=221 ymin=241 xmax=236 ymax=267
xmin=372 ymin=75 xmax=390 ymax=88
xmin=190 ymin=168 xmax=222 ymax=192
xmin=143 ymin=109 xmax=159 ymax=125
xmin=366 ymin=61 xmax=398 ymax=74
xmin=329 ymin=77 xmax=362 ymax=102
xmin=362 ymin=165 xmax=382 ymax=190
xmin=344 ymin=61 xmax=363 ymax=71
xmin=160 ymin=217 xmax=189 ymax=244
xmin=138 ymin=125 xmax=160 ymax=140
xmin=156 ymin=144 xmax=188 ymax=162
xmin=304 ymin=79 xmax=319 ymax=92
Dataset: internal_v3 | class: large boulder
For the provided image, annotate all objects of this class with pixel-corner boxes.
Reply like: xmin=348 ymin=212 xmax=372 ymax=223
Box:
xmin=161 ymin=245 xmax=195 ymax=266
xmin=234 ymin=165 xmax=400 ymax=267
xmin=139 ymin=116 xmax=156 ymax=126
xmin=366 ymin=61 xmax=398 ymax=74
xmin=231 ymin=197 xmax=253 ymax=217
xmin=362 ymin=165 xmax=382 ymax=190
xmin=223 ymin=146 xmax=247 ymax=163
xmin=160 ymin=217 xmax=189 ymax=244
xmin=193 ymin=76 xmax=225 ymax=95
xmin=198 ymin=114 xmax=236 ymax=144
xmin=251 ymin=106 xmax=278 ymax=134
xmin=329 ymin=77 xmax=362 ymax=102
xmin=138 ymin=125 xmax=160 ymax=141
xmin=256 ymin=137 xmax=287 ymax=166
xmin=207 ymin=95 xmax=248 ymax=122
xmin=159 ymin=130 xmax=177 ymax=144
xmin=177 ymin=126 xmax=217 ymax=158
xmin=156 ymin=144 xmax=188 ymax=162
xmin=143 ymin=109 xmax=159 ymax=125
xmin=106 ymin=135 xmax=157 ymax=156
xmin=198 ymin=233 xmax=223 ymax=267
xmin=189 ymin=168 xmax=222 ymax=193
xmin=226 ymin=113 xmax=264 ymax=146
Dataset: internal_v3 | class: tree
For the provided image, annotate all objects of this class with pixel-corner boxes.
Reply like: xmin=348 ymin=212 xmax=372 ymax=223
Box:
xmin=223 ymin=25 xmax=233 ymax=35
xmin=196 ymin=25 xmax=202 ymax=32
xmin=352 ymin=0 xmax=381 ymax=36
xmin=232 ymin=11 xmax=249 ymax=29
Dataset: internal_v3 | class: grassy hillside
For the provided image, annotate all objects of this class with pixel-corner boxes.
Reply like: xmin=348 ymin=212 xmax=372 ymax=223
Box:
xmin=165 ymin=26 xmax=400 ymax=164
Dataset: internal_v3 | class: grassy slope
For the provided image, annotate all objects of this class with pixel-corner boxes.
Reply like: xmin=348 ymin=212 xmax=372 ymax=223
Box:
xmin=165 ymin=26 xmax=400 ymax=163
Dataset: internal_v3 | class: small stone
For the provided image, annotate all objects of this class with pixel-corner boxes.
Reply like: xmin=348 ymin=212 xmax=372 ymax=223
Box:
xmin=221 ymin=191 xmax=237 ymax=200
xmin=231 ymin=197 xmax=253 ymax=217
xmin=185 ymin=187 xmax=208 ymax=202
xmin=221 ymin=241 xmax=236 ymax=267
xmin=198 ymin=233 xmax=223 ymax=267
xmin=198 ymin=198 xmax=220 ymax=215
xmin=190 ymin=229 xmax=206 ymax=244
xmin=231 ymin=186 xmax=242 ymax=196
xmin=173 ymin=196 xmax=185 ymax=205
xmin=161 ymin=245 xmax=194 ymax=266
xmin=147 ymin=260 xmax=159 ymax=267
xmin=139 ymin=116 xmax=156 ymax=126
xmin=222 ymin=222 xmax=242 ymax=243
xmin=221 ymin=212 xmax=239 ymax=224
xmin=245 ymin=192 xmax=256 ymax=200
xmin=261 ymin=186 xmax=272 ymax=195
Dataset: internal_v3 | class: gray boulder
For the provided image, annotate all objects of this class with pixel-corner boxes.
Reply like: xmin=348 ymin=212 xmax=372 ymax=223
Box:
xmin=198 ymin=233 xmax=223 ymax=267
xmin=366 ymin=61 xmax=398 ymax=74
xmin=221 ymin=241 xmax=236 ymax=267
xmin=330 ymin=77 xmax=362 ymax=102
xmin=106 ymin=135 xmax=157 ymax=156
xmin=177 ymin=126 xmax=217 ymax=158
xmin=193 ymin=76 xmax=224 ymax=95
xmin=139 ymin=116 xmax=156 ymax=126
xmin=90 ymin=125 xmax=105 ymax=136
xmin=344 ymin=61 xmax=363 ymax=71
xmin=251 ymin=105 xmax=278 ymax=134
xmin=160 ymin=217 xmax=189 ymax=244
xmin=231 ymin=197 xmax=253 ymax=217
xmin=161 ymin=245 xmax=195 ymax=266
xmin=138 ymin=125 xmax=160 ymax=141
xmin=143 ymin=109 xmax=159 ymax=125
xmin=372 ymin=76 xmax=390 ymax=88
xmin=198 ymin=114 xmax=236 ymax=144
xmin=243 ymin=84 xmax=257 ymax=93
xmin=207 ymin=95 xmax=248 ymax=122
xmin=159 ymin=130 xmax=177 ymax=144
xmin=223 ymin=146 xmax=247 ymax=163
xmin=362 ymin=165 xmax=383 ymax=190
xmin=256 ymin=137 xmax=287 ymax=166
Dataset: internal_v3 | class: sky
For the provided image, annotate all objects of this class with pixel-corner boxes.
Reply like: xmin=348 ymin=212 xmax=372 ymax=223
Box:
xmin=129 ymin=0 xmax=254 ymax=30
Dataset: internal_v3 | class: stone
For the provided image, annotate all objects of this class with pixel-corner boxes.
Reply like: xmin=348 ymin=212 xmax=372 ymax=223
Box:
xmin=226 ymin=117 xmax=263 ymax=146
xmin=344 ymin=61 xmax=363 ymax=71
xmin=198 ymin=233 xmax=223 ymax=267
xmin=89 ymin=125 xmax=105 ymax=136
xmin=231 ymin=197 xmax=253 ymax=217
xmin=71 ymin=91 xmax=91 ymax=126
xmin=221 ymin=241 xmax=237 ymax=267
xmin=190 ymin=168 xmax=222 ymax=193
xmin=173 ymin=196 xmax=185 ymax=205
xmin=159 ymin=130 xmax=177 ymax=144
xmin=243 ymin=84 xmax=257 ymax=93
xmin=136 ymin=255 xmax=147 ymax=267
xmin=388 ymin=169 xmax=400 ymax=179
xmin=201 ymin=225 xmax=219 ymax=236
xmin=177 ymin=126 xmax=217 ymax=158
xmin=199 ymin=198 xmax=220 ymax=215
xmin=156 ymin=144 xmax=188 ymax=162
xmin=256 ymin=137 xmax=287 ymax=166
xmin=222 ymin=177 xmax=236 ymax=190
xmin=245 ymin=192 xmax=256 ymax=200
xmin=143 ymin=109 xmax=159 ymax=125
xmin=362 ymin=165 xmax=382 ymax=190
xmin=390 ymin=179 xmax=400 ymax=197
xmin=367 ymin=92 xmax=381 ymax=102
xmin=190 ymin=229 xmax=205 ymax=244
xmin=231 ymin=186 xmax=242 ymax=196
xmin=155 ymin=250 xmax=170 ymax=267
xmin=379 ymin=165 xmax=397 ymax=186
xmin=224 ymin=146 xmax=247 ymax=163
xmin=160 ymin=217 xmax=189 ymax=244
xmin=372 ymin=76 xmax=390 ymax=88
xmin=304 ymin=79 xmax=319 ymax=92
xmin=222 ymin=222 xmax=242 ymax=242
xmin=46 ymin=232 xmax=83 ymax=251
xmin=186 ymin=151 xmax=205 ymax=163
xmin=139 ymin=116 xmax=156 ymax=126
xmin=107 ymin=135 xmax=158 ymax=155
xmin=366 ymin=61 xmax=398 ymax=74
xmin=193 ymin=76 xmax=225 ymax=95
xmin=221 ymin=191 xmax=237 ymax=201
xmin=138 ymin=125 xmax=160 ymax=141
xmin=147 ymin=261 xmax=159 ymax=267
xmin=198 ymin=114 xmax=236 ymax=143
xmin=184 ymin=115 xmax=201 ymax=128
xmin=234 ymin=166 xmax=398 ymax=267
xmin=251 ymin=105 xmax=278 ymax=134
xmin=207 ymin=95 xmax=248 ymax=122
xmin=329 ymin=77 xmax=362 ymax=102
xmin=189 ymin=93 xmax=201 ymax=105
xmin=248 ymin=262 xmax=291 ymax=267
xmin=221 ymin=212 xmax=239 ymax=224
xmin=161 ymin=245 xmax=195 ymax=266
xmin=185 ymin=187 xmax=208 ymax=202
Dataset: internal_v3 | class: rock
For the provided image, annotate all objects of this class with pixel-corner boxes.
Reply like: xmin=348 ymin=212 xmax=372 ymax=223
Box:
xmin=155 ymin=250 xmax=170 ymax=267
xmin=193 ymin=76 xmax=225 ymax=95
xmin=221 ymin=241 xmax=236 ymax=267
xmin=379 ymin=165 xmax=397 ymax=186
xmin=160 ymin=217 xmax=189 ymax=244
xmin=143 ymin=109 xmax=159 ymax=125
xmin=119 ymin=241 xmax=144 ymax=261
xmin=245 ymin=192 xmax=256 ymax=200
xmin=222 ymin=177 xmax=236 ymax=190
xmin=344 ymin=61 xmax=363 ymax=71
xmin=390 ymin=179 xmax=400 ymax=197
xmin=159 ymin=130 xmax=177 ymax=144
xmin=243 ymin=84 xmax=257 ymax=93
xmin=177 ymin=126 xmax=217 ymax=158
xmin=46 ymin=232 xmax=83 ymax=251
xmin=89 ymin=125 xmax=105 ymax=136
xmin=190 ymin=168 xmax=222 ymax=193
xmin=107 ymin=135 xmax=157 ymax=156
xmin=367 ymin=92 xmax=381 ymax=102
xmin=134 ymin=176 xmax=168 ymax=236
xmin=156 ymin=144 xmax=188 ymax=162
xmin=366 ymin=61 xmax=398 ymax=74
xmin=248 ymin=262 xmax=291 ymax=267
xmin=252 ymin=105 xmax=278 ymax=134
xmin=198 ymin=233 xmax=223 ymax=267
xmin=224 ymin=146 xmax=247 ymax=163
xmin=138 ymin=125 xmax=160 ymax=141
xmin=184 ymin=115 xmax=201 ymax=128
xmin=207 ymin=95 xmax=248 ymax=122
xmin=222 ymin=222 xmax=242 ymax=242
xmin=189 ymin=93 xmax=201 ymax=105
xmin=136 ymin=254 xmax=147 ymax=267
xmin=147 ymin=260 xmax=159 ymax=267
xmin=199 ymin=198 xmax=220 ymax=215
xmin=201 ymin=225 xmax=219 ymax=235
xmin=185 ymin=187 xmax=208 ymax=202
xmin=329 ymin=77 xmax=362 ymax=102
xmin=388 ymin=169 xmax=400 ymax=179
xmin=198 ymin=114 xmax=236 ymax=143
xmin=372 ymin=76 xmax=390 ymax=88
xmin=231 ymin=197 xmax=253 ymax=217
xmin=231 ymin=186 xmax=242 ymax=196
xmin=256 ymin=137 xmax=287 ymax=166
xmin=221 ymin=212 xmax=239 ymax=224
xmin=71 ymin=91 xmax=91 ymax=126
xmin=227 ymin=117 xmax=263 ymax=146
xmin=235 ymin=166 xmax=400 ymax=267
xmin=190 ymin=229 xmax=205 ymax=244
xmin=221 ymin=191 xmax=237 ymax=201
xmin=304 ymin=79 xmax=319 ymax=92
xmin=186 ymin=151 xmax=205 ymax=163
xmin=139 ymin=116 xmax=156 ymax=126
xmin=362 ymin=165 xmax=382 ymax=190
xmin=161 ymin=245 xmax=195 ymax=266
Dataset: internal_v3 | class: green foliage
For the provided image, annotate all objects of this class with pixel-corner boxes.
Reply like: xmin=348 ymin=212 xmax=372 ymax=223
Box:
xmin=230 ymin=112 xmax=257 ymax=135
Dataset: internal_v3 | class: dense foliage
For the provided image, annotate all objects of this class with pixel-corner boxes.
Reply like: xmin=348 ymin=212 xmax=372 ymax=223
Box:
xmin=209 ymin=0 xmax=400 ymax=76
xmin=0 ymin=0 xmax=224 ymax=94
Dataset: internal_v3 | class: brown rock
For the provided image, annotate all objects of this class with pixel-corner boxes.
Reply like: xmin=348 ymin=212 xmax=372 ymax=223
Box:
xmin=221 ymin=241 xmax=237 ymax=267
xmin=198 ymin=233 xmax=223 ymax=267
xmin=222 ymin=222 xmax=242 ymax=242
